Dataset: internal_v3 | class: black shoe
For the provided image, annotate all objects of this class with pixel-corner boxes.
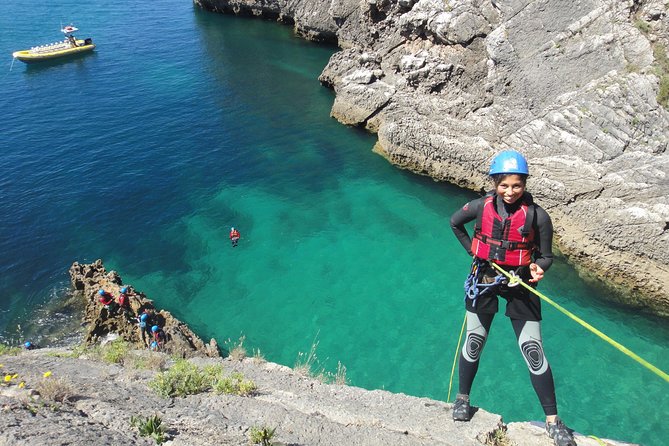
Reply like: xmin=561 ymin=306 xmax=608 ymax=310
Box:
xmin=546 ymin=418 xmax=576 ymax=446
xmin=452 ymin=394 xmax=471 ymax=421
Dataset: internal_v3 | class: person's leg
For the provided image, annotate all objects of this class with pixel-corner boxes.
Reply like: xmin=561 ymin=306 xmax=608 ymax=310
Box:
xmin=511 ymin=318 xmax=575 ymax=445
xmin=454 ymin=311 xmax=494 ymax=420
xmin=459 ymin=311 xmax=494 ymax=394
xmin=510 ymin=318 xmax=557 ymax=416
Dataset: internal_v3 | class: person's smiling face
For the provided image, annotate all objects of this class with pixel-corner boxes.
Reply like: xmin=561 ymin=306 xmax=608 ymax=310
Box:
xmin=495 ymin=174 xmax=526 ymax=205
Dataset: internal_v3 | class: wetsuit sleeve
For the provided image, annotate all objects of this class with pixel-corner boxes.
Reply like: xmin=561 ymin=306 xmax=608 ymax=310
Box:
xmin=533 ymin=206 xmax=554 ymax=272
xmin=450 ymin=198 xmax=484 ymax=256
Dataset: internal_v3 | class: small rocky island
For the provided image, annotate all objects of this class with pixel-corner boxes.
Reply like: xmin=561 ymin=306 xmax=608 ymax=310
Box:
xmin=0 ymin=261 xmax=634 ymax=445
xmin=193 ymin=0 xmax=669 ymax=316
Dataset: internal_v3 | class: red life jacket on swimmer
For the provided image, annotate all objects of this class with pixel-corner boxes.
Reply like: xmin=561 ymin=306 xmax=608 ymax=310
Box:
xmin=470 ymin=192 xmax=536 ymax=266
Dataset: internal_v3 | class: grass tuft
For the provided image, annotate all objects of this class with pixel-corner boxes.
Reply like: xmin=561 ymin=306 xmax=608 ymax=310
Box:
xmin=131 ymin=414 xmax=168 ymax=444
xmin=0 ymin=344 xmax=22 ymax=356
xmin=213 ymin=371 xmax=257 ymax=396
xmin=249 ymin=426 xmax=277 ymax=446
xmin=225 ymin=335 xmax=247 ymax=361
xmin=148 ymin=360 xmax=221 ymax=398
xmin=36 ymin=376 xmax=74 ymax=404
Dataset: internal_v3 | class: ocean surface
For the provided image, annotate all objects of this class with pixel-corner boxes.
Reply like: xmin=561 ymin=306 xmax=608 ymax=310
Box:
xmin=1 ymin=1 xmax=668 ymax=444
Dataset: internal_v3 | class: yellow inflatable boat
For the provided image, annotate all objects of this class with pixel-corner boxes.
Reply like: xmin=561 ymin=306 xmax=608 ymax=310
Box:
xmin=12 ymin=25 xmax=95 ymax=64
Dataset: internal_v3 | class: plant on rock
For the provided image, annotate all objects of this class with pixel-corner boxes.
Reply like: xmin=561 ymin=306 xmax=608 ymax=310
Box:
xmin=130 ymin=414 xmax=168 ymax=445
xmin=249 ymin=425 xmax=277 ymax=446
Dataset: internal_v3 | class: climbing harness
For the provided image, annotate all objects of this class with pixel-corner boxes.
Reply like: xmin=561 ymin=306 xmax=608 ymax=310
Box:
xmin=490 ymin=262 xmax=669 ymax=383
xmin=464 ymin=258 xmax=523 ymax=304
xmin=464 ymin=258 xmax=504 ymax=305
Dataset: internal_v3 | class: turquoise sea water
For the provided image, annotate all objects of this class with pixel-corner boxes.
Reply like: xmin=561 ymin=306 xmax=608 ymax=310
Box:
xmin=1 ymin=1 xmax=668 ymax=444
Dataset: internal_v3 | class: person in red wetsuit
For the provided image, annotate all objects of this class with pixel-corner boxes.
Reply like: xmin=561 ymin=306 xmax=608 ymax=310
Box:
xmin=449 ymin=150 xmax=575 ymax=446
xmin=229 ymin=227 xmax=241 ymax=247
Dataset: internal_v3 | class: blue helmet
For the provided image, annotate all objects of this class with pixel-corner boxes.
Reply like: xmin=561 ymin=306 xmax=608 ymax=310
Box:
xmin=151 ymin=325 xmax=159 ymax=332
xmin=98 ymin=289 xmax=105 ymax=295
xmin=120 ymin=287 xmax=128 ymax=294
xmin=24 ymin=341 xmax=32 ymax=348
xmin=140 ymin=313 xmax=148 ymax=322
xmin=489 ymin=150 xmax=529 ymax=176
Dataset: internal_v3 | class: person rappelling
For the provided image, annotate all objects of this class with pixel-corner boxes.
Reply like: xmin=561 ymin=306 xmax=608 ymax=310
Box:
xmin=449 ymin=150 xmax=576 ymax=446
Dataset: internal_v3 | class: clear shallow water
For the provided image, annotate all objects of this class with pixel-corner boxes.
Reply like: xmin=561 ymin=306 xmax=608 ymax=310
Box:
xmin=1 ymin=1 xmax=668 ymax=444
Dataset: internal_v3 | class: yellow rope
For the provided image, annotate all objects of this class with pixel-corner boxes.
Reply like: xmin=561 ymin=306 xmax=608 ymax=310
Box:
xmin=587 ymin=435 xmax=607 ymax=445
xmin=447 ymin=312 xmax=468 ymax=402
xmin=490 ymin=263 xmax=669 ymax=383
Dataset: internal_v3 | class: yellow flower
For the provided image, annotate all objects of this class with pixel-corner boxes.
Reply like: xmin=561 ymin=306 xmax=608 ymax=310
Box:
xmin=18 ymin=382 xmax=25 ymax=388
xmin=43 ymin=371 xmax=52 ymax=378
xmin=4 ymin=375 xmax=11 ymax=382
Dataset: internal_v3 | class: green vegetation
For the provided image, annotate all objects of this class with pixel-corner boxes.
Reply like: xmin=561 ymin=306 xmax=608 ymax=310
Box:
xmin=97 ymin=339 xmax=131 ymax=364
xmin=249 ymin=426 xmax=277 ymax=446
xmin=653 ymin=45 xmax=669 ymax=108
xmin=0 ymin=344 xmax=22 ymax=356
xmin=149 ymin=359 xmax=220 ymax=397
xmin=130 ymin=414 xmax=168 ymax=445
xmin=483 ymin=427 xmax=512 ymax=446
xmin=212 ymin=371 xmax=257 ymax=396
xmin=659 ymin=76 xmax=669 ymax=109
xmin=149 ymin=359 xmax=258 ymax=398
xmin=634 ymin=19 xmax=652 ymax=34
xmin=50 ymin=340 xmax=131 ymax=363
xmin=294 ymin=339 xmax=349 ymax=385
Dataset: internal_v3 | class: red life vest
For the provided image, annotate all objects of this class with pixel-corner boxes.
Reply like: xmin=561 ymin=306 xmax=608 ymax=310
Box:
xmin=99 ymin=293 xmax=113 ymax=305
xmin=230 ymin=230 xmax=240 ymax=239
xmin=118 ymin=293 xmax=128 ymax=307
xmin=470 ymin=194 xmax=535 ymax=266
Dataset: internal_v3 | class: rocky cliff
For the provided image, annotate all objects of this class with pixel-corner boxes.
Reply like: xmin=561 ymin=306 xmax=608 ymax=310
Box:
xmin=1 ymin=348 xmax=637 ymax=446
xmin=193 ymin=0 xmax=669 ymax=316
xmin=69 ymin=260 xmax=220 ymax=359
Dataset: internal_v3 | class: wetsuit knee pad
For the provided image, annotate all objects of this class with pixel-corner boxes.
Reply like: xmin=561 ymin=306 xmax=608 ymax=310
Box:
xmin=462 ymin=311 xmax=490 ymax=363
xmin=516 ymin=321 xmax=549 ymax=375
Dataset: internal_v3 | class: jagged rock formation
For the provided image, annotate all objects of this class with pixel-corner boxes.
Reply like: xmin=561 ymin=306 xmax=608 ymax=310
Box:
xmin=69 ymin=260 xmax=220 ymax=358
xmin=0 ymin=348 xmax=635 ymax=445
xmin=193 ymin=0 xmax=669 ymax=316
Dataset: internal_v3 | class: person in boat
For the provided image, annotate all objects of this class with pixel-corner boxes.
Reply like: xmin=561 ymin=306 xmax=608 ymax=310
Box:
xmin=229 ymin=227 xmax=241 ymax=247
xmin=67 ymin=34 xmax=77 ymax=48
xmin=449 ymin=150 xmax=576 ymax=446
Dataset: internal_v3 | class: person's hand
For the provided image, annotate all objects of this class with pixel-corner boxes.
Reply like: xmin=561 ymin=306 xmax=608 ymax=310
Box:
xmin=528 ymin=263 xmax=544 ymax=283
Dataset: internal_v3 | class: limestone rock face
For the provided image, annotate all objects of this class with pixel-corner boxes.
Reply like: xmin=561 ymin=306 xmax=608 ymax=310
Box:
xmin=69 ymin=260 xmax=220 ymax=358
xmin=0 ymin=349 xmax=636 ymax=446
xmin=194 ymin=0 xmax=669 ymax=315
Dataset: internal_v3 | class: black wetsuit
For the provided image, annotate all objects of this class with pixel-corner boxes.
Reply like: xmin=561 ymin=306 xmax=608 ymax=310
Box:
xmin=450 ymin=192 xmax=559 ymax=416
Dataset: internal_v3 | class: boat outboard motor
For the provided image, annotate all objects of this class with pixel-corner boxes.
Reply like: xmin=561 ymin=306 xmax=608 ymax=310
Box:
xmin=84 ymin=38 xmax=92 ymax=45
